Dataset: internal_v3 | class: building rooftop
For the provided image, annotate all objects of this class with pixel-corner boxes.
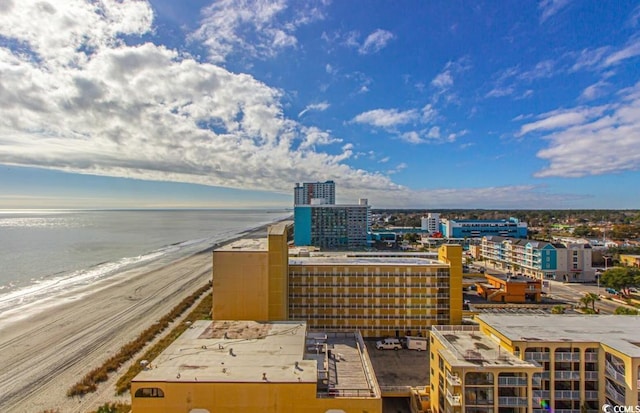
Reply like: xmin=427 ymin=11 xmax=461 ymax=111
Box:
xmin=485 ymin=273 xmax=539 ymax=284
xmin=478 ymin=314 xmax=640 ymax=357
xmin=431 ymin=325 xmax=541 ymax=369
xmin=216 ymin=238 xmax=267 ymax=252
xmin=133 ymin=320 xmax=378 ymax=397
xmin=289 ymin=254 xmax=443 ymax=266
xmin=133 ymin=320 xmax=316 ymax=384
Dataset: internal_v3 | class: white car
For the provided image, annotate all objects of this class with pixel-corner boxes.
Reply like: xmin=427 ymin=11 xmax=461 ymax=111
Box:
xmin=375 ymin=338 xmax=402 ymax=350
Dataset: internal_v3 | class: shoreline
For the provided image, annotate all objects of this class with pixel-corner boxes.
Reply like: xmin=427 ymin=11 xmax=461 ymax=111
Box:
xmin=0 ymin=221 xmax=279 ymax=413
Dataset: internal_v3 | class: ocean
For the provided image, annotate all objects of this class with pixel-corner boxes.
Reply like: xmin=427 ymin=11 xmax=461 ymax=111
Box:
xmin=0 ymin=209 xmax=291 ymax=321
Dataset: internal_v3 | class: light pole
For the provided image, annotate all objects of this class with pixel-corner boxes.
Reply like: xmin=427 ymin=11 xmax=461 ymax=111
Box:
xmin=600 ymin=256 xmax=610 ymax=295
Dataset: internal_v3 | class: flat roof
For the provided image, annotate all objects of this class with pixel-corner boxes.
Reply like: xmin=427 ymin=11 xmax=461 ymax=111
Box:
xmin=216 ymin=238 xmax=267 ymax=252
xmin=133 ymin=320 xmax=316 ymax=383
xmin=478 ymin=314 xmax=640 ymax=357
xmin=432 ymin=325 xmax=540 ymax=369
xmin=289 ymin=255 xmax=443 ymax=266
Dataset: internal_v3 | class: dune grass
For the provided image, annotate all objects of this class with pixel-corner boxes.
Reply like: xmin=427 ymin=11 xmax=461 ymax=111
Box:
xmin=67 ymin=281 xmax=212 ymax=397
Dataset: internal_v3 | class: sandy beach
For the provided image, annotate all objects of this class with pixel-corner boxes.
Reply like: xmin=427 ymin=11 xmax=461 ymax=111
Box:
xmin=0 ymin=224 xmax=271 ymax=413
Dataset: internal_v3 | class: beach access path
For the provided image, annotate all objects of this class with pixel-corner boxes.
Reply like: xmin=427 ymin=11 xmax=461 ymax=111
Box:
xmin=0 ymin=224 xmax=271 ymax=413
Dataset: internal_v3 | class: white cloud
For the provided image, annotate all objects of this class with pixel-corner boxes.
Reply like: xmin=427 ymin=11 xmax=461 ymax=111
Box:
xmin=399 ymin=131 xmax=424 ymax=144
xmin=603 ymin=37 xmax=640 ymax=66
xmin=431 ymin=70 xmax=453 ymax=89
xmin=351 ymin=108 xmax=418 ymax=128
xmin=531 ymin=83 xmax=640 ymax=177
xmin=579 ymin=80 xmax=609 ymax=101
xmin=298 ymin=102 xmax=330 ymax=117
xmin=630 ymin=5 xmax=640 ymax=27
xmin=486 ymin=86 xmax=515 ymax=98
xmin=191 ymin=0 xmax=325 ymax=63
xmin=539 ymin=0 xmax=572 ymax=23
xmin=427 ymin=127 xmax=441 ymax=139
xmin=0 ymin=0 xmax=409 ymax=199
xmin=421 ymin=104 xmax=437 ymax=122
xmin=517 ymin=106 xmax=607 ymax=136
xmin=358 ymin=29 xmax=395 ymax=55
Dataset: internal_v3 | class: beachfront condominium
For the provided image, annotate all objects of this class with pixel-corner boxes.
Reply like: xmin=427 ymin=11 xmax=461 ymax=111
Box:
xmin=480 ymin=235 xmax=596 ymax=282
xmin=130 ymin=320 xmax=382 ymax=413
xmin=294 ymin=180 xmax=335 ymax=205
xmin=293 ymin=199 xmax=370 ymax=250
xmin=429 ymin=314 xmax=640 ymax=413
xmin=211 ymin=221 xmax=463 ymax=337
xmin=421 ymin=213 xmax=441 ymax=234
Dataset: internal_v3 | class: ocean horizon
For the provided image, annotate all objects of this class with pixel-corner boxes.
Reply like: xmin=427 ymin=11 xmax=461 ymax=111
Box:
xmin=0 ymin=208 xmax=291 ymax=325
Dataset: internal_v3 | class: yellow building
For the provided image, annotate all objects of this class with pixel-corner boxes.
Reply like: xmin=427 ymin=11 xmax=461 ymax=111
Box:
xmin=619 ymin=254 xmax=640 ymax=268
xmin=212 ymin=221 xmax=463 ymax=337
xmin=131 ymin=320 xmax=381 ymax=413
xmin=430 ymin=314 xmax=640 ymax=413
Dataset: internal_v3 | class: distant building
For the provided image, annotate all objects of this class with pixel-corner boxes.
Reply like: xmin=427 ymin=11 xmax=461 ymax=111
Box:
xmin=212 ymin=221 xmax=464 ymax=337
xmin=476 ymin=273 xmax=542 ymax=303
xmin=293 ymin=180 xmax=335 ymax=205
xmin=430 ymin=314 xmax=640 ymax=412
xmin=480 ymin=236 xmax=595 ymax=282
xmin=294 ymin=199 xmax=370 ymax=250
xmin=131 ymin=320 xmax=381 ymax=413
xmin=421 ymin=213 xmax=440 ymax=234
xmin=619 ymin=254 xmax=640 ymax=268
xmin=441 ymin=217 xmax=528 ymax=239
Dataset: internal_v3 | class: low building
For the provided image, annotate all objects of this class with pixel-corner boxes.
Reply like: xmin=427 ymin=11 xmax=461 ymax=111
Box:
xmin=430 ymin=314 xmax=640 ymax=413
xmin=476 ymin=273 xmax=542 ymax=303
xmin=441 ymin=217 xmax=528 ymax=239
xmin=131 ymin=320 xmax=381 ymax=413
xmin=212 ymin=221 xmax=463 ymax=337
xmin=480 ymin=236 xmax=596 ymax=282
xmin=619 ymin=254 xmax=640 ymax=268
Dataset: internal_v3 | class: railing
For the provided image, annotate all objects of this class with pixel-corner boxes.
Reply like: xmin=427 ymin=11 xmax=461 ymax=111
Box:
xmin=446 ymin=371 xmax=461 ymax=386
xmin=317 ymin=388 xmax=376 ymax=398
xmin=584 ymin=352 xmax=598 ymax=362
xmin=446 ymin=389 xmax=461 ymax=406
xmin=555 ymin=370 xmax=580 ymax=380
xmin=585 ymin=390 xmax=599 ymax=400
xmin=605 ymin=360 xmax=626 ymax=383
xmin=498 ymin=396 xmax=528 ymax=406
xmin=605 ymin=380 xmax=626 ymax=405
xmin=555 ymin=390 xmax=580 ymax=400
xmin=533 ymin=390 xmax=551 ymax=399
xmin=498 ymin=376 xmax=528 ymax=386
xmin=585 ymin=371 xmax=599 ymax=380
xmin=555 ymin=352 xmax=581 ymax=361
xmin=525 ymin=352 xmax=550 ymax=361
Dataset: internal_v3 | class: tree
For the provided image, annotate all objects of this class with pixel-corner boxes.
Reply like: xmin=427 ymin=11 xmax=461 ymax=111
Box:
xmin=601 ymin=267 xmax=640 ymax=296
xmin=551 ymin=305 xmax=565 ymax=314
xmin=584 ymin=292 xmax=599 ymax=311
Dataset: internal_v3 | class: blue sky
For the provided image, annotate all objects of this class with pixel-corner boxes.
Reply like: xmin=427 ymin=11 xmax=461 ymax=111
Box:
xmin=0 ymin=0 xmax=639 ymax=209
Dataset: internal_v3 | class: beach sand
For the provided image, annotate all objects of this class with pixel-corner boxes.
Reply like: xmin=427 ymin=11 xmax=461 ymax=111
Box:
xmin=0 ymin=224 xmax=271 ymax=413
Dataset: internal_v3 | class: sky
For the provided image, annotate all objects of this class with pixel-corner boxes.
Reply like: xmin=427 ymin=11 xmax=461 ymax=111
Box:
xmin=0 ymin=0 xmax=639 ymax=209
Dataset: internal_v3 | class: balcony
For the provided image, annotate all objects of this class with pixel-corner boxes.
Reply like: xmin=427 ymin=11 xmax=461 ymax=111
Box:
xmin=605 ymin=380 xmax=626 ymax=406
xmin=605 ymin=360 xmax=626 ymax=384
xmin=525 ymin=352 xmax=551 ymax=361
xmin=498 ymin=396 xmax=528 ymax=406
xmin=584 ymin=352 xmax=598 ymax=362
xmin=585 ymin=390 xmax=599 ymax=400
xmin=498 ymin=376 xmax=528 ymax=386
xmin=446 ymin=389 xmax=461 ymax=406
xmin=446 ymin=371 xmax=461 ymax=386
xmin=555 ymin=352 xmax=581 ymax=361
xmin=585 ymin=371 xmax=599 ymax=381
xmin=533 ymin=390 xmax=551 ymax=400
xmin=555 ymin=390 xmax=581 ymax=400
xmin=555 ymin=370 xmax=581 ymax=380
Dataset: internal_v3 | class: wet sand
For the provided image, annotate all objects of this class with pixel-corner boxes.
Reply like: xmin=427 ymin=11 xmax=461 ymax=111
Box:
xmin=0 ymin=224 xmax=272 ymax=413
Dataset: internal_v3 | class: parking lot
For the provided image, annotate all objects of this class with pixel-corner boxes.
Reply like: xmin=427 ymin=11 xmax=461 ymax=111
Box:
xmin=363 ymin=338 xmax=430 ymax=389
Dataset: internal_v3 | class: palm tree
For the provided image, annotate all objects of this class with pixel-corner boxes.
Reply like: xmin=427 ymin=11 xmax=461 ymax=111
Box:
xmin=584 ymin=293 xmax=599 ymax=311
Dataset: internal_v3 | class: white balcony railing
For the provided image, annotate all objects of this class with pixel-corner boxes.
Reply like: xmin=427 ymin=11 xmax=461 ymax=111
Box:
xmin=498 ymin=376 xmax=528 ymax=386
xmin=498 ymin=396 xmax=528 ymax=406
xmin=446 ymin=389 xmax=461 ymax=406
xmin=605 ymin=360 xmax=626 ymax=383
xmin=446 ymin=371 xmax=461 ymax=386
xmin=555 ymin=352 xmax=581 ymax=361
xmin=555 ymin=370 xmax=581 ymax=380
xmin=525 ymin=352 xmax=551 ymax=361
xmin=555 ymin=390 xmax=581 ymax=400
xmin=605 ymin=380 xmax=626 ymax=405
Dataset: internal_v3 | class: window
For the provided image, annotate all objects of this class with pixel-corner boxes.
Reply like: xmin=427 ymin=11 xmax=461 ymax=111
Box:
xmin=135 ymin=387 xmax=165 ymax=398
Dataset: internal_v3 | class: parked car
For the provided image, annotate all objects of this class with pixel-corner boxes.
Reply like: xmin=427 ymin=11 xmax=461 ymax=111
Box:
xmin=375 ymin=337 xmax=402 ymax=350
xmin=605 ymin=288 xmax=618 ymax=295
